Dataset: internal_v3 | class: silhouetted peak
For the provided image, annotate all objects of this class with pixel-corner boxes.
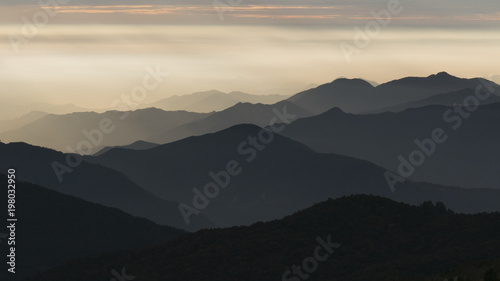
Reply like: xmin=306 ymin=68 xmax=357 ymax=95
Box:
xmin=134 ymin=107 xmax=167 ymax=113
xmin=324 ymin=107 xmax=346 ymax=115
xmin=427 ymin=71 xmax=459 ymax=80
xmin=330 ymin=77 xmax=374 ymax=88
xmin=226 ymin=102 xmax=261 ymax=111
xmin=191 ymin=90 xmax=227 ymax=97
xmin=132 ymin=140 xmax=155 ymax=145
xmin=380 ymin=72 xmax=463 ymax=88
xmin=157 ymin=123 xmax=268 ymax=151
xmin=436 ymin=71 xmax=451 ymax=76
xmin=1 ymin=141 xmax=62 ymax=155
xmin=218 ymin=123 xmax=263 ymax=134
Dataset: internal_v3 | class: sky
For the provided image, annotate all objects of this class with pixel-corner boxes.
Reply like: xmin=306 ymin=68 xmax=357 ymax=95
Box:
xmin=0 ymin=0 xmax=499 ymax=113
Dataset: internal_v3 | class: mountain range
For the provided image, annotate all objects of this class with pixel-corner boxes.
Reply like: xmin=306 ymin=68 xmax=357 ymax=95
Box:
xmin=1 ymin=72 xmax=500 ymax=280
xmin=0 ymin=111 xmax=48 ymax=134
xmin=288 ymin=72 xmax=499 ymax=114
xmin=0 ymin=142 xmax=213 ymax=231
xmin=2 ymin=73 xmax=497 ymax=155
xmin=369 ymin=87 xmax=500 ymax=113
xmin=93 ymin=140 xmax=159 ymax=156
xmin=0 ymin=109 xmax=208 ymax=153
xmin=0 ymin=174 xmax=184 ymax=281
xmin=87 ymin=124 xmax=500 ymax=229
xmin=280 ymin=102 xmax=500 ymax=189
xmin=147 ymin=100 xmax=312 ymax=144
xmin=24 ymin=195 xmax=500 ymax=281
xmin=0 ymin=102 xmax=88 ymax=121
xmin=141 ymin=90 xmax=289 ymax=112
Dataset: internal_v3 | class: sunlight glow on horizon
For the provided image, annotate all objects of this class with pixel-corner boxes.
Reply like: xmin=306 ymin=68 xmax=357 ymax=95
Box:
xmin=1 ymin=24 xmax=499 ymax=111
xmin=0 ymin=0 xmax=499 ymax=112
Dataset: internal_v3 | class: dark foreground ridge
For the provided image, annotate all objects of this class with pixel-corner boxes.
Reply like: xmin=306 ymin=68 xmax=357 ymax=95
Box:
xmin=0 ymin=174 xmax=184 ymax=281
xmin=25 ymin=195 xmax=500 ymax=281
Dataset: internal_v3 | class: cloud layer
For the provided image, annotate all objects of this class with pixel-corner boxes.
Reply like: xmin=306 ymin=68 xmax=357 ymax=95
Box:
xmin=0 ymin=0 xmax=499 ymax=25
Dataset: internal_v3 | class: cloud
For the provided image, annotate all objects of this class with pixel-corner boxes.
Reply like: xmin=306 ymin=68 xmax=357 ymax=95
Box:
xmin=0 ymin=0 xmax=498 ymax=25
xmin=54 ymin=5 xmax=176 ymax=15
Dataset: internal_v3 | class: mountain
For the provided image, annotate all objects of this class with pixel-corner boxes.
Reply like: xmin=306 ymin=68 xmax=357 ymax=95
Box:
xmin=0 ymin=111 xmax=47 ymax=134
xmin=0 ymin=102 xmax=87 ymax=120
xmin=147 ymin=100 xmax=312 ymax=144
xmin=426 ymin=258 xmax=500 ymax=281
xmin=367 ymin=72 xmax=498 ymax=112
xmin=25 ymin=102 xmax=88 ymax=116
xmin=0 ymin=174 xmax=184 ymax=281
xmin=0 ymin=108 xmax=208 ymax=153
xmin=288 ymin=72 xmax=499 ymax=114
xmin=288 ymin=77 xmax=375 ymax=114
xmin=0 ymin=142 xmax=213 ymax=231
xmin=87 ymin=124 xmax=500 ymax=229
xmin=93 ymin=140 xmax=159 ymax=156
xmin=369 ymin=87 xmax=500 ymax=113
xmin=280 ymin=102 xmax=500 ymax=189
xmin=24 ymin=195 xmax=500 ymax=281
xmin=143 ymin=90 xmax=289 ymax=112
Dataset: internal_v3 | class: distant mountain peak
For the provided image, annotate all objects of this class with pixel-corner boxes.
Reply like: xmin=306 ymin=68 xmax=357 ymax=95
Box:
xmin=324 ymin=107 xmax=346 ymax=115
xmin=436 ymin=71 xmax=451 ymax=76
xmin=304 ymin=77 xmax=374 ymax=93
xmin=229 ymin=102 xmax=260 ymax=109
xmin=192 ymin=90 xmax=226 ymax=96
xmin=331 ymin=77 xmax=374 ymax=87
xmin=218 ymin=123 xmax=263 ymax=134
xmin=427 ymin=71 xmax=460 ymax=80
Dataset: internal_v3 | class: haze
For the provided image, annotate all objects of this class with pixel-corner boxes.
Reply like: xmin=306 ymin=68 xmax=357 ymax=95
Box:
xmin=0 ymin=0 xmax=499 ymax=115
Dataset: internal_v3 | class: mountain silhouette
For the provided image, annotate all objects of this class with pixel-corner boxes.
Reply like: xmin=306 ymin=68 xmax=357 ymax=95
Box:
xmin=93 ymin=140 xmax=159 ymax=156
xmin=280 ymin=102 xmax=500 ymax=189
xmin=426 ymin=257 xmax=500 ymax=281
xmin=0 ymin=142 xmax=213 ymax=230
xmin=0 ymin=102 xmax=87 ymax=120
xmin=3 ymin=73 xmax=494 ymax=154
xmin=288 ymin=72 xmax=498 ymax=114
xmin=0 ymin=108 xmax=208 ymax=153
xmin=0 ymin=174 xmax=184 ymax=281
xmin=24 ymin=195 xmax=500 ymax=281
xmin=288 ymin=78 xmax=375 ymax=114
xmin=369 ymin=87 xmax=500 ymax=113
xmin=0 ymin=111 xmax=47 ymax=134
xmin=88 ymin=124 xmax=500 ymax=229
xmin=142 ymin=90 xmax=289 ymax=112
xmin=147 ymin=100 xmax=312 ymax=144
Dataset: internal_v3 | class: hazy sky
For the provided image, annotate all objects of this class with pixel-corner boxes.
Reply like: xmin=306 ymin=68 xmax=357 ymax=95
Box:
xmin=0 ymin=0 xmax=499 ymax=112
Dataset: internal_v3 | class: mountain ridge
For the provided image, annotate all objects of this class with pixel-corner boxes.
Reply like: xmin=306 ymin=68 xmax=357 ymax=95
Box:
xmin=24 ymin=195 xmax=500 ymax=281
xmin=0 ymin=174 xmax=184 ymax=281
xmin=88 ymin=123 xmax=500 ymax=230
xmin=287 ymin=72 xmax=499 ymax=114
xmin=280 ymin=102 xmax=500 ymax=189
xmin=0 ymin=141 xmax=213 ymax=231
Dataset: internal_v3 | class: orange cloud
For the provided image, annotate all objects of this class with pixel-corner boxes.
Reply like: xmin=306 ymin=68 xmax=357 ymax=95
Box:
xmin=234 ymin=14 xmax=341 ymax=19
xmin=53 ymin=5 xmax=175 ymax=15
xmin=6 ymin=4 xmax=499 ymax=24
